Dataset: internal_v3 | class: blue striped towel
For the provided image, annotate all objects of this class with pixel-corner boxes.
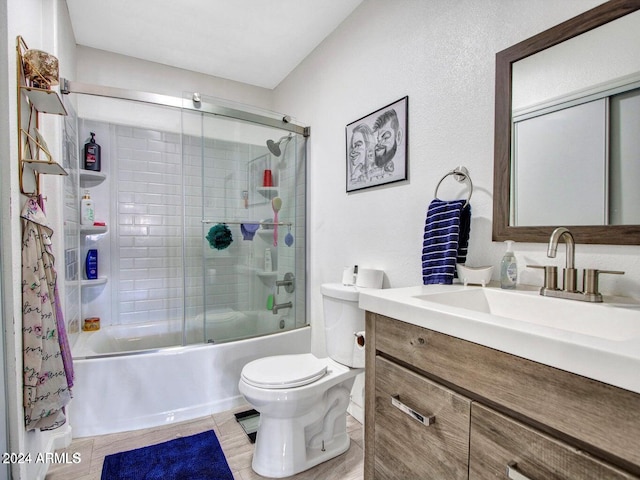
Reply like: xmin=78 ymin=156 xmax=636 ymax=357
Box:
xmin=422 ymin=199 xmax=471 ymax=285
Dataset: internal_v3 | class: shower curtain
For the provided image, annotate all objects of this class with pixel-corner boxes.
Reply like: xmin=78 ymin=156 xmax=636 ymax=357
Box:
xmin=21 ymin=197 xmax=72 ymax=431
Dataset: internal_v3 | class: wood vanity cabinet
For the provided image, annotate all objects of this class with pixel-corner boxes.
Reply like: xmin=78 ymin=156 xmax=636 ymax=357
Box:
xmin=364 ymin=312 xmax=640 ymax=480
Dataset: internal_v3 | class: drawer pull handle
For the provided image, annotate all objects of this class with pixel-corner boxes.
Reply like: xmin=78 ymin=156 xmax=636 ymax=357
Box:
xmin=391 ymin=395 xmax=435 ymax=426
xmin=507 ymin=462 xmax=533 ymax=480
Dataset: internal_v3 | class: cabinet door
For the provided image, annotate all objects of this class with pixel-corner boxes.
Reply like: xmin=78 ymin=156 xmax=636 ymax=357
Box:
xmin=470 ymin=403 xmax=638 ymax=480
xmin=374 ymin=356 xmax=471 ymax=479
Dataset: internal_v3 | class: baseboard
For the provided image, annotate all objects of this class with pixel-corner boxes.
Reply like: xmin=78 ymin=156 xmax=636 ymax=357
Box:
xmin=347 ymin=400 xmax=364 ymax=424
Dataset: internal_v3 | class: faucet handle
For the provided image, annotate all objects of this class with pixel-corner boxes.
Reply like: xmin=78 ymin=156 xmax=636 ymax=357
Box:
xmin=527 ymin=265 xmax=558 ymax=290
xmin=583 ymin=269 xmax=624 ymax=296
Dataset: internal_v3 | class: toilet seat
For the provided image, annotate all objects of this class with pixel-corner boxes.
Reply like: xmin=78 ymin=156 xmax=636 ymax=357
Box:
xmin=241 ymin=354 xmax=328 ymax=389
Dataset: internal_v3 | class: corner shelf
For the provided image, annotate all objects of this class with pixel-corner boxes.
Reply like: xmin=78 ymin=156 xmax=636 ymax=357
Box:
xmin=81 ymin=277 xmax=107 ymax=287
xmin=256 ymin=271 xmax=278 ymax=279
xmin=257 ymin=187 xmax=279 ymax=199
xmin=80 ymin=225 xmax=108 ymax=235
xmin=79 ymin=170 xmax=107 ymax=187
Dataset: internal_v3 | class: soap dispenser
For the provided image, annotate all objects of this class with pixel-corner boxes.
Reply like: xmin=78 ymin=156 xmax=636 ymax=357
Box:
xmin=500 ymin=240 xmax=517 ymax=289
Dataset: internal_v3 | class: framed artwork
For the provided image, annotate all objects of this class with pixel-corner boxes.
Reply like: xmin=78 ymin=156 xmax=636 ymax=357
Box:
xmin=345 ymin=96 xmax=408 ymax=192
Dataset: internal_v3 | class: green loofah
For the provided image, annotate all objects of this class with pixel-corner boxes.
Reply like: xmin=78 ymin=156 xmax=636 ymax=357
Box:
xmin=206 ymin=224 xmax=233 ymax=250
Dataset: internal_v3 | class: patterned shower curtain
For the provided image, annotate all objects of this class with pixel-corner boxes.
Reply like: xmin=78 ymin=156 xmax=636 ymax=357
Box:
xmin=21 ymin=197 xmax=72 ymax=431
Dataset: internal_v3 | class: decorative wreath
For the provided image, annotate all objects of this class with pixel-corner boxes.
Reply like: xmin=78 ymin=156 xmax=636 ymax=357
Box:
xmin=206 ymin=224 xmax=233 ymax=250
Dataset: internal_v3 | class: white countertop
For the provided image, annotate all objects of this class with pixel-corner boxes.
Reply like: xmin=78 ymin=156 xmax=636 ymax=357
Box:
xmin=359 ymin=284 xmax=640 ymax=395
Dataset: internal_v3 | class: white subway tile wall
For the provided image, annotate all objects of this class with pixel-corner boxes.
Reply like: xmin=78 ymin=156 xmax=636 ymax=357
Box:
xmin=62 ymin=100 xmax=81 ymax=339
xmin=71 ymin=119 xmax=305 ymax=333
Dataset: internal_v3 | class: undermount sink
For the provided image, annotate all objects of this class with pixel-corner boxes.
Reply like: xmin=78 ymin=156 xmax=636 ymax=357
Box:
xmin=413 ymin=288 xmax=640 ymax=341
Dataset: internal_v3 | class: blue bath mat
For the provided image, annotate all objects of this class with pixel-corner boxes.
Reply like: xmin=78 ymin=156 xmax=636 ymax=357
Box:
xmin=101 ymin=430 xmax=233 ymax=480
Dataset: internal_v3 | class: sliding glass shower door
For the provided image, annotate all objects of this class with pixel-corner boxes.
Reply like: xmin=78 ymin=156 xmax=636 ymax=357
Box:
xmin=65 ymin=84 xmax=307 ymax=354
xmin=182 ymin=95 xmax=307 ymax=345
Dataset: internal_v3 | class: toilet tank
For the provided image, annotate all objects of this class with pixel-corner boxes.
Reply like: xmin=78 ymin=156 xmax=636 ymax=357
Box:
xmin=321 ymin=283 xmax=365 ymax=368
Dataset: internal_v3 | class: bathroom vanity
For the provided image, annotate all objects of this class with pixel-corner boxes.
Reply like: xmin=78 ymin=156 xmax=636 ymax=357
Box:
xmin=361 ymin=286 xmax=640 ymax=479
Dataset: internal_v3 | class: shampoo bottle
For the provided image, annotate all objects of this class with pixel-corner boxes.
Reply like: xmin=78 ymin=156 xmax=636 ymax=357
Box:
xmin=500 ymin=240 xmax=517 ymax=289
xmin=80 ymin=190 xmax=95 ymax=226
xmin=85 ymin=249 xmax=98 ymax=280
xmin=84 ymin=132 xmax=101 ymax=171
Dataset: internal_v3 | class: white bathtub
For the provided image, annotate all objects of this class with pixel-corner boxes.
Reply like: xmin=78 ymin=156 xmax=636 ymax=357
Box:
xmin=70 ymin=313 xmax=311 ymax=437
xmin=73 ymin=309 xmax=284 ymax=356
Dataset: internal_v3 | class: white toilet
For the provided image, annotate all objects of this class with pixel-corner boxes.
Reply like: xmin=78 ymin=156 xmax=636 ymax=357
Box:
xmin=238 ymin=283 xmax=367 ymax=478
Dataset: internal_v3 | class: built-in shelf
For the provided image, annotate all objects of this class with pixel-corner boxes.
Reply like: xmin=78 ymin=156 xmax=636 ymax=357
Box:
xmin=80 ymin=225 xmax=108 ymax=235
xmin=79 ymin=170 xmax=107 ymax=187
xmin=256 ymin=271 xmax=278 ymax=278
xmin=257 ymin=186 xmax=279 ymax=199
xmin=81 ymin=277 xmax=107 ymax=287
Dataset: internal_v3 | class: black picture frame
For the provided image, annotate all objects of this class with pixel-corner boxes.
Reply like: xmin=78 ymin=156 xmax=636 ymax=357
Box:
xmin=346 ymin=96 xmax=408 ymax=192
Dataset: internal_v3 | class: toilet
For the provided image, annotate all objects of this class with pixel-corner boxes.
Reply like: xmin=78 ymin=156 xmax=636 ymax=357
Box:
xmin=238 ymin=283 xmax=367 ymax=478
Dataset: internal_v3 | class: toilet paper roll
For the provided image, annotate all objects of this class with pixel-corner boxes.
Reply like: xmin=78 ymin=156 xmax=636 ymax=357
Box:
xmin=355 ymin=268 xmax=383 ymax=289
xmin=342 ymin=266 xmax=355 ymax=285
xmin=353 ymin=331 xmax=365 ymax=368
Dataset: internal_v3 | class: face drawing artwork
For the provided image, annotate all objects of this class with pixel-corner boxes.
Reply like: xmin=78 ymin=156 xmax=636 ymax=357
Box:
xmin=345 ymin=96 xmax=407 ymax=192
xmin=349 ymin=123 xmax=375 ymax=183
xmin=373 ymin=108 xmax=402 ymax=171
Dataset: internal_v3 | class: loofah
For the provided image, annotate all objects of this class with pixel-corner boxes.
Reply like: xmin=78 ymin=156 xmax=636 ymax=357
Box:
xmin=206 ymin=224 xmax=233 ymax=250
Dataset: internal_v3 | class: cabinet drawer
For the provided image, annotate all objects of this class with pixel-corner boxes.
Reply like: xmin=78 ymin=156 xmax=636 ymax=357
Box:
xmin=470 ymin=403 xmax=639 ymax=480
xmin=374 ymin=356 xmax=471 ymax=479
xmin=372 ymin=313 xmax=640 ymax=470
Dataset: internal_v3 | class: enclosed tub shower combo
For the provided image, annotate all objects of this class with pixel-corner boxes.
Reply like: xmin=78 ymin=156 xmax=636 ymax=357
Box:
xmin=59 ymin=83 xmax=309 ymax=437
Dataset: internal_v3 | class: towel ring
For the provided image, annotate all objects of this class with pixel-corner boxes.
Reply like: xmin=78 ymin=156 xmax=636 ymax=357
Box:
xmin=434 ymin=166 xmax=473 ymax=207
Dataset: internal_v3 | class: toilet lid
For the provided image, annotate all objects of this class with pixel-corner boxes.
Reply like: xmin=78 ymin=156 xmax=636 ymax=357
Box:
xmin=241 ymin=354 xmax=328 ymax=389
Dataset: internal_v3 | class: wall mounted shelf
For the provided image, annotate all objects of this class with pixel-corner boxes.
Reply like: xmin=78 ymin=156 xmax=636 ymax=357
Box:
xmin=21 ymin=86 xmax=67 ymax=115
xmin=17 ymin=36 xmax=68 ymax=196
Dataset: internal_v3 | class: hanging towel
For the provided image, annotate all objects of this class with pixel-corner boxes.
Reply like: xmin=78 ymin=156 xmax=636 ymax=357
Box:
xmin=21 ymin=198 xmax=72 ymax=431
xmin=422 ymin=199 xmax=471 ymax=285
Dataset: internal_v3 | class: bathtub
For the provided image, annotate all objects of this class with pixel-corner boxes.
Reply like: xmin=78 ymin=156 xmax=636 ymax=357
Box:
xmin=70 ymin=311 xmax=310 ymax=437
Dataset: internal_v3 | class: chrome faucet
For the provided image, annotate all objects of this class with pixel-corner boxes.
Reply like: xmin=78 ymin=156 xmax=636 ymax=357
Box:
xmin=272 ymin=301 xmax=292 ymax=315
xmin=528 ymin=227 xmax=624 ymax=303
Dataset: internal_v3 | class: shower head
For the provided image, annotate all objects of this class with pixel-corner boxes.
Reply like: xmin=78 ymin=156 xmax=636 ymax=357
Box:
xmin=266 ymin=134 xmax=292 ymax=157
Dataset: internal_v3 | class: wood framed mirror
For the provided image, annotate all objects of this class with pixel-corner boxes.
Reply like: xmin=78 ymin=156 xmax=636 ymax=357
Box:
xmin=492 ymin=0 xmax=640 ymax=244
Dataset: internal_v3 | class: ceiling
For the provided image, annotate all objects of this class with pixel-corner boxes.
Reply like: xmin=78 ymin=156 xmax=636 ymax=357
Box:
xmin=65 ymin=0 xmax=363 ymax=90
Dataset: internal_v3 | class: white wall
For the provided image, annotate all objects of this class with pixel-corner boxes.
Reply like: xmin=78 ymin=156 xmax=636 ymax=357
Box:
xmin=3 ymin=2 xmax=77 ymax=478
xmin=271 ymin=0 xmax=640 ymax=355
xmin=75 ymin=46 xmax=274 ymax=112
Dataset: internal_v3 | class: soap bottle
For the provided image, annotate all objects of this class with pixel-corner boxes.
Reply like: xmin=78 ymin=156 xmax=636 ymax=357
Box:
xmin=84 ymin=132 xmax=101 ymax=171
xmin=85 ymin=249 xmax=98 ymax=280
xmin=500 ymin=240 xmax=517 ymax=289
xmin=80 ymin=190 xmax=95 ymax=226
xmin=264 ymin=248 xmax=273 ymax=272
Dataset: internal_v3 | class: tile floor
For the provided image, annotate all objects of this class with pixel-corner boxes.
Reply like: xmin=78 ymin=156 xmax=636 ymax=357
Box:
xmin=45 ymin=405 xmax=364 ymax=480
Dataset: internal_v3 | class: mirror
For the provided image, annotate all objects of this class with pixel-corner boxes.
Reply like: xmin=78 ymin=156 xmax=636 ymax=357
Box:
xmin=493 ymin=0 xmax=640 ymax=244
